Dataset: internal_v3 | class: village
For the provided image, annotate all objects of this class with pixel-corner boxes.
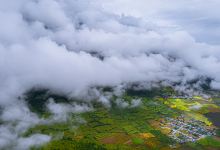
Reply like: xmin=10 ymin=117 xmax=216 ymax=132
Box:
xmin=160 ymin=115 xmax=216 ymax=143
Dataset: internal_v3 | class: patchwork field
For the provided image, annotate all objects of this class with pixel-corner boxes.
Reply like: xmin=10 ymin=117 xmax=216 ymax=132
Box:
xmin=23 ymin=88 xmax=220 ymax=150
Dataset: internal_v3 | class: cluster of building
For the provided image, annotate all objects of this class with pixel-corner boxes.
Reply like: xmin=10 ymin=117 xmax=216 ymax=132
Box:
xmin=160 ymin=94 xmax=193 ymax=100
xmin=171 ymin=96 xmax=193 ymax=99
xmin=160 ymin=115 xmax=216 ymax=143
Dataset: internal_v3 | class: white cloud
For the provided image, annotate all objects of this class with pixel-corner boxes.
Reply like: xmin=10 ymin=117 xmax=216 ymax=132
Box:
xmin=47 ymin=98 xmax=91 ymax=122
xmin=0 ymin=0 xmax=220 ymax=148
xmin=17 ymin=134 xmax=51 ymax=150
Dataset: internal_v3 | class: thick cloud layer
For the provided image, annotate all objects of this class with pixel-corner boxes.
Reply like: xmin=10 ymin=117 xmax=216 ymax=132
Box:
xmin=1 ymin=0 xmax=220 ymax=149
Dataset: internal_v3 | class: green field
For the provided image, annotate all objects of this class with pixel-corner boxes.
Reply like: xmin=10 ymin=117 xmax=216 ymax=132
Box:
xmin=22 ymin=88 xmax=220 ymax=150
